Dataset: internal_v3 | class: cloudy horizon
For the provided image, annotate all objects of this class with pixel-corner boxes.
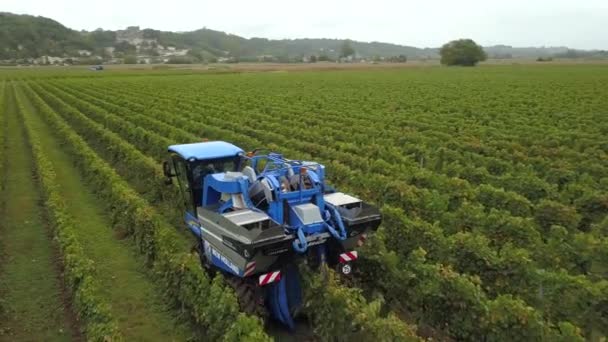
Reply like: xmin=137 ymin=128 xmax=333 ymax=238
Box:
xmin=3 ymin=0 xmax=607 ymax=50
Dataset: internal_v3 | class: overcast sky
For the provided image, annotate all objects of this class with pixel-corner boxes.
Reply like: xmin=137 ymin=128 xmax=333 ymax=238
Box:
xmin=3 ymin=0 xmax=607 ymax=49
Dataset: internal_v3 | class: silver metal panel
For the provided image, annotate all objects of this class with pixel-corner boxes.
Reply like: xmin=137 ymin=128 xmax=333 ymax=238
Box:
xmin=324 ymin=192 xmax=361 ymax=207
xmin=261 ymin=179 xmax=274 ymax=202
xmin=242 ymin=166 xmax=256 ymax=182
xmin=293 ymin=203 xmax=323 ymax=224
xmin=302 ymin=161 xmax=319 ymax=171
xmin=223 ymin=209 xmax=270 ymax=226
xmin=197 ymin=207 xmax=253 ymax=243
xmin=224 ymin=171 xmax=244 ymax=180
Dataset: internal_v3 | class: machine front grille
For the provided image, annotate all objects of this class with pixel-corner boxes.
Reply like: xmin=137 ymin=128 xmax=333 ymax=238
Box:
xmin=264 ymin=245 xmax=290 ymax=256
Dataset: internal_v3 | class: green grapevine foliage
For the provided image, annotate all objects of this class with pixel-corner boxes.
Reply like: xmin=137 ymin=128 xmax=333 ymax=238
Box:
xmin=4 ymin=65 xmax=606 ymax=340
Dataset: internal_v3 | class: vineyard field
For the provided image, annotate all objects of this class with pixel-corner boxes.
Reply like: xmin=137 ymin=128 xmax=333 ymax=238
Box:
xmin=1 ymin=64 xmax=607 ymax=341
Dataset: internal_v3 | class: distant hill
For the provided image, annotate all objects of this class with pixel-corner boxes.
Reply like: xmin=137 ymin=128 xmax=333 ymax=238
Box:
xmin=149 ymin=29 xmax=440 ymax=59
xmin=0 ymin=12 xmax=605 ymax=64
xmin=0 ymin=12 xmax=91 ymax=59
xmin=0 ymin=13 xmax=436 ymax=63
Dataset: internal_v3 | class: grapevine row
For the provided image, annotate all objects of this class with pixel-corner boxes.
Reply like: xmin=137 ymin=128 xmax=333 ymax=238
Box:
xmin=20 ymin=82 xmax=271 ymax=342
xmin=14 ymin=85 xmax=122 ymax=340
xmin=26 ymin=81 xmax=424 ymax=340
xmin=78 ymin=80 xmax=607 ymax=275
xmin=80 ymin=76 xmax=604 ymax=204
xmin=0 ymin=81 xmax=5 ymax=191
xmin=38 ymin=81 xmax=556 ymax=330
xmin=33 ymin=79 xmax=600 ymax=336
xmin=55 ymin=81 xmax=600 ymax=282
xmin=149 ymin=72 xmax=604 ymax=180
xmin=51 ymin=75 xmax=608 ymax=336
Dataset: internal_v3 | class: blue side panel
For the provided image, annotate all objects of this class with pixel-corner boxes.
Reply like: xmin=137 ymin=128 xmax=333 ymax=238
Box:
xmin=202 ymin=173 xmax=252 ymax=208
xmin=267 ymin=264 xmax=300 ymax=330
xmin=268 ymin=280 xmax=294 ymax=330
xmin=185 ymin=212 xmax=201 ymax=238
xmin=201 ymin=240 xmax=242 ymax=276
xmin=284 ymin=264 xmax=302 ymax=322
xmin=277 ymin=279 xmax=293 ymax=329
xmin=209 ymin=249 xmax=241 ymax=276
xmin=184 ymin=211 xmax=241 ymax=276
xmin=268 ymin=283 xmax=283 ymax=326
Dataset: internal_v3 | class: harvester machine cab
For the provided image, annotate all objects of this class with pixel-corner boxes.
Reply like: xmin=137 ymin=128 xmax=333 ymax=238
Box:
xmin=163 ymin=141 xmax=382 ymax=329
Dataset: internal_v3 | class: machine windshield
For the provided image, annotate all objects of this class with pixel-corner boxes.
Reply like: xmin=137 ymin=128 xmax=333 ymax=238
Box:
xmin=192 ymin=158 xmax=238 ymax=182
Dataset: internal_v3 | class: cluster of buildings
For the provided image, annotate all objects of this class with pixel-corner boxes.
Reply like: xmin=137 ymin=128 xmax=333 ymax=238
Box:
xmin=7 ymin=26 xmax=193 ymax=66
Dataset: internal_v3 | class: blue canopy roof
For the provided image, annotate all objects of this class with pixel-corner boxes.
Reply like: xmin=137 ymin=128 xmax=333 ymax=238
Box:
xmin=168 ymin=141 xmax=244 ymax=160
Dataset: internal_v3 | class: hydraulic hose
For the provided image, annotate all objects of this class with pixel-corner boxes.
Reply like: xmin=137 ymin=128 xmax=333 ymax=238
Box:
xmin=292 ymin=204 xmax=347 ymax=253
xmin=292 ymin=227 xmax=308 ymax=253
xmin=325 ymin=205 xmax=347 ymax=240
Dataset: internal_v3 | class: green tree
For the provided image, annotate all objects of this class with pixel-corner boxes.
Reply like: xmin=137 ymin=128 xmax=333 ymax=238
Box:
xmin=114 ymin=41 xmax=136 ymax=55
xmin=340 ymin=40 xmax=355 ymax=58
xmin=123 ymin=55 xmax=137 ymax=64
xmin=166 ymin=56 xmax=194 ymax=64
xmin=439 ymin=39 xmax=487 ymax=66
xmin=318 ymin=53 xmax=331 ymax=62
xmin=387 ymin=55 xmax=407 ymax=63
xmin=88 ymin=29 xmax=116 ymax=47
xmin=534 ymin=200 xmax=581 ymax=232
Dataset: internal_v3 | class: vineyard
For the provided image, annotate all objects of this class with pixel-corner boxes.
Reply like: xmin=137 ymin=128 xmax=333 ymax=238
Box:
xmin=0 ymin=65 xmax=607 ymax=341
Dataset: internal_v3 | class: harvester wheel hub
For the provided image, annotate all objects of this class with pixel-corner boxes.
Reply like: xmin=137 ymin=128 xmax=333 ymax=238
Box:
xmin=340 ymin=263 xmax=352 ymax=275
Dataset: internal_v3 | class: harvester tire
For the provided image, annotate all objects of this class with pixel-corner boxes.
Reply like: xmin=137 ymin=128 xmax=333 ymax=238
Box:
xmin=226 ymin=276 xmax=268 ymax=321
